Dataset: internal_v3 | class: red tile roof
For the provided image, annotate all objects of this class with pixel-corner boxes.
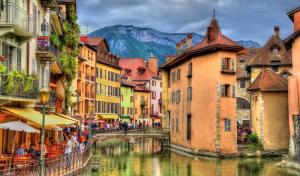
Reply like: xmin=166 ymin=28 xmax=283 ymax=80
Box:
xmin=248 ymin=69 xmax=287 ymax=92
xmin=161 ymin=17 xmax=242 ymax=69
xmin=121 ymin=80 xmax=136 ymax=87
xmin=247 ymin=32 xmax=291 ymax=66
xmin=119 ymin=58 xmax=158 ymax=81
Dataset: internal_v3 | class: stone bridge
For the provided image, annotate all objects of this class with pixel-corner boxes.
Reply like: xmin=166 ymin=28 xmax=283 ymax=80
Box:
xmin=93 ymin=128 xmax=170 ymax=147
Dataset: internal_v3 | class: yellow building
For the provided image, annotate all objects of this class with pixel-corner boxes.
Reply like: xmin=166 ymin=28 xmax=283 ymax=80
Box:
xmin=134 ymin=87 xmax=151 ymax=125
xmin=87 ymin=37 xmax=122 ymax=122
xmin=95 ymin=60 xmax=121 ymax=122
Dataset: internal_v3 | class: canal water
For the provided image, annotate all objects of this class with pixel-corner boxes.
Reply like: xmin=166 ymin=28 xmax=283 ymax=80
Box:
xmin=91 ymin=138 xmax=300 ymax=176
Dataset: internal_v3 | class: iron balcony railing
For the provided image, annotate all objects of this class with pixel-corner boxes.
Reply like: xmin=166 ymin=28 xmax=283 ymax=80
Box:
xmin=0 ymin=2 xmax=36 ymax=35
xmin=140 ymin=99 xmax=148 ymax=106
xmin=0 ymin=75 xmax=38 ymax=99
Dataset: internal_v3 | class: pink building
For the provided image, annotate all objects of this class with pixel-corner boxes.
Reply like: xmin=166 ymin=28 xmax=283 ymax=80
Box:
xmin=119 ymin=56 xmax=162 ymax=125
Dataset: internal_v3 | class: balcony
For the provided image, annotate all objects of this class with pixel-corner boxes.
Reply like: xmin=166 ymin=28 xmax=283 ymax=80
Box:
xmin=0 ymin=2 xmax=35 ymax=40
xmin=36 ymin=36 xmax=59 ymax=61
xmin=85 ymin=92 xmax=90 ymax=98
xmin=0 ymin=74 xmax=38 ymax=106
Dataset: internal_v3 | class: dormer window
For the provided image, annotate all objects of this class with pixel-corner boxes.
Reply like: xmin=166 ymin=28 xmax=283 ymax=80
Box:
xmin=137 ymin=67 xmax=146 ymax=75
xmin=272 ymin=46 xmax=279 ymax=54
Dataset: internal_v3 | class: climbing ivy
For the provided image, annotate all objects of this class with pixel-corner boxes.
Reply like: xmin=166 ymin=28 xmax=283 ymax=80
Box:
xmin=60 ymin=4 xmax=80 ymax=114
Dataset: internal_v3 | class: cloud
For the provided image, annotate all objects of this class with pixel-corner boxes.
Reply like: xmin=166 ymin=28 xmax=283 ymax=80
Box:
xmin=77 ymin=0 xmax=299 ymax=44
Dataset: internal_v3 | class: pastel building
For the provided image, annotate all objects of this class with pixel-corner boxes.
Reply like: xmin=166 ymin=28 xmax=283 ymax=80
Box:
xmin=119 ymin=56 xmax=162 ymax=125
xmin=75 ymin=39 xmax=97 ymax=120
xmin=161 ymin=17 xmax=243 ymax=156
xmin=134 ymin=86 xmax=151 ymax=125
xmin=285 ymin=6 xmax=300 ymax=161
xmin=120 ymin=81 xmax=135 ymax=123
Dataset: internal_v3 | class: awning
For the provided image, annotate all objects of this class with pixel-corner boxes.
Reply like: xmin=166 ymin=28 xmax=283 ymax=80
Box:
xmin=0 ymin=107 xmax=76 ymax=126
xmin=120 ymin=115 xmax=131 ymax=119
xmin=97 ymin=114 xmax=119 ymax=120
xmin=56 ymin=113 xmax=79 ymax=124
xmin=0 ymin=121 xmax=40 ymax=133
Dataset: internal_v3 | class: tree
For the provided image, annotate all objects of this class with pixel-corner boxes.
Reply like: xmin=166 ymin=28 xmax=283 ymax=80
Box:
xmin=60 ymin=4 xmax=80 ymax=114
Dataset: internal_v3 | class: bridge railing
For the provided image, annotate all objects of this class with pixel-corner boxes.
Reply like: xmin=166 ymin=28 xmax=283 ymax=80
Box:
xmin=91 ymin=127 xmax=170 ymax=136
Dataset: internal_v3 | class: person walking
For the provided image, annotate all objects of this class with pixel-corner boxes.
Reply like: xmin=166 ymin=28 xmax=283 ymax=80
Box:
xmin=64 ymin=133 xmax=73 ymax=169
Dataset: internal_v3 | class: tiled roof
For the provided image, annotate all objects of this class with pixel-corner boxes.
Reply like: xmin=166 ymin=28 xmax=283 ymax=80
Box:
xmin=121 ymin=81 xmax=136 ymax=87
xmin=248 ymin=69 xmax=287 ymax=92
xmin=119 ymin=58 xmax=157 ymax=81
xmin=86 ymin=37 xmax=104 ymax=46
xmin=161 ymin=17 xmax=242 ymax=69
xmin=247 ymin=33 xmax=291 ymax=66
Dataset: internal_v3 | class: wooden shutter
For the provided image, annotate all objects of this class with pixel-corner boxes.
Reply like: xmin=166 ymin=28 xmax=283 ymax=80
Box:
xmin=221 ymin=58 xmax=225 ymax=70
xmin=230 ymin=58 xmax=235 ymax=71
xmin=221 ymin=85 xmax=225 ymax=96
xmin=232 ymin=84 xmax=235 ymax=97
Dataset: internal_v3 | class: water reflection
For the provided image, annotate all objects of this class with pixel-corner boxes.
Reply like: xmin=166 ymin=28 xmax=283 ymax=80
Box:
xmin=92 ymin=138 xmax=299 ymax=176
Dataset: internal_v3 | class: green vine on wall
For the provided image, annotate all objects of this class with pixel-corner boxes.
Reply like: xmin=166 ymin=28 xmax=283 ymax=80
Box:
xmin=60 ymin=4 xmax=80 ymax=114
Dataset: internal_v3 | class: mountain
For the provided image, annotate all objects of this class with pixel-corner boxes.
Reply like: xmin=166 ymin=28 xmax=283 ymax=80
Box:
xmin=89 ymin=25 xmax=260 ymax=65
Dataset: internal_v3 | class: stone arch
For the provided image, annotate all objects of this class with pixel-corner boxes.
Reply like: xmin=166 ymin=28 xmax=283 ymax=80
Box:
xmin=237 ymin=97 xmax=250 ymax=109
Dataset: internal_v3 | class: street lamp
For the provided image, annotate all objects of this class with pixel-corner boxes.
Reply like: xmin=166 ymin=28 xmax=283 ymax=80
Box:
xmin=88 ymin=101 xmax=93 ymax=139
xmin=39 ymin=87 xmax=50 ymax=176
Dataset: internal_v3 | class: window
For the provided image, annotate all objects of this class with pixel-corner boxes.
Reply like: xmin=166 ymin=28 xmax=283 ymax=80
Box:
xmin=100 ymin=69 xmax=102 ymax=78
xmin=171 ymin=71 xmax=176 ymax=82
xmin=272 ymin=66 xmax=278 ymax=72
xmin=96 ymin=68 xmax=99 ymax=77
xmin=177 ymin=69 xmax=181 ymax=81
xmin=232 ymin=84 xmax=235 ymax=98
xmin=239 ymin=80 xmax=246 ymax=88
xmin=160 ymin=82 xmax=162 ymax=87
xmin=221 ymin=57 xmax=234 ymax=71
xmin=176 ymin=90 xmax=180 ymax=104
xmin=152 ymin=80 xmax=156 ymax=86
xmin=187 ymin=114 xmax=191 ymax=140
xmin=221 ymin=84 xmax=230 ymax=97
xmin=130 ymin=96 xmax=133 ymax=102
xmin=188 ymin=63 xmax=192 ymax=77
xmin=187 ymin=87 xmax=192 ymax=101
xmin=152 ymin=91 xmax=156 ymax=99
xmin=224 ymin=119 xmax=231 ymax=131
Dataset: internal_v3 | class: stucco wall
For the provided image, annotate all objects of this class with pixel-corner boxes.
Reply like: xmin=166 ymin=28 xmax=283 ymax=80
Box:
xmin=168 ymin=51 xmax=237 ymax=155
xmin=251 ymin=91 xmax=289 ymax=151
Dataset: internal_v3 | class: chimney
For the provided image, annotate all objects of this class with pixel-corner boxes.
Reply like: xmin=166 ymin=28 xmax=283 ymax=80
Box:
xmin=148 ymin=54 xmax=158 ymax=75
xmin=274 ymin=26 xmax=280 ymax=36
xmin=176 ymin=42 xmax=181 ymax=55
xmin=294 ymin=11 xmax=300 ymax=32
xmin=181 ymin=38 xmax=187 ymax=51
xmin=187 ymin=33 xmax=193 ymax=49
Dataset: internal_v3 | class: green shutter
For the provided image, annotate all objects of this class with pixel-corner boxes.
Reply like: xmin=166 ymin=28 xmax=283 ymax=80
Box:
xmin=231 ymin=59 xmax=235 ymax=71
xmin=221 ymin=58 xmax=225 ymax=70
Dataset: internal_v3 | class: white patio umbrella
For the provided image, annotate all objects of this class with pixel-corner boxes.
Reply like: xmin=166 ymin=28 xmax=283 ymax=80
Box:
xmin=0 ymin=121 xmax=40 ymax=133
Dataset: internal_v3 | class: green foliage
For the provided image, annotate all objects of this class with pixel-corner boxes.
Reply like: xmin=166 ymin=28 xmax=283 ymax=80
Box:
xmin=4 ymin=71 xmax=37 ymax=96
xmin=0 ymin=63 xmax=6 ymax=74
xmin=247 ymin=133 xmax=263 ymax=151
xmin=59 ymin=4 xmax=80 ymax=112
xmin=50 ymin=32 xmax=62 ymax=47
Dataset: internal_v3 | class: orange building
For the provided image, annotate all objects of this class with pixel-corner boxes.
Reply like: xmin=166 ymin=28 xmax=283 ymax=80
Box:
xmin=76 ymin=39 xmax=97 ymax=120
xmin=161 ymin=17 xmax=243 ymax=157
xmin=285 ymin=6 xmax=300 ymax=160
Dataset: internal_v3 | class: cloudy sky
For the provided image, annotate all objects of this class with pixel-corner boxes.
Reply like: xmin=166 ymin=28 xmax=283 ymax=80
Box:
xmin=77 ymin=0 xmax=299 ymax=44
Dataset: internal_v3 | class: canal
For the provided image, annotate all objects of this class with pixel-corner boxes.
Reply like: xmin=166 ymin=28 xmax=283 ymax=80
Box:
xmin=91 ymin=138 xmax=300 ymax=176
